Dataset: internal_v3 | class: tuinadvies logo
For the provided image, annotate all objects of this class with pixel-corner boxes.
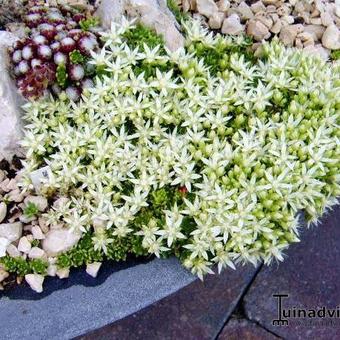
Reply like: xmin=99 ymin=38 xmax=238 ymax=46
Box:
xmin=272 ymin=294 xmax=340 ymax=326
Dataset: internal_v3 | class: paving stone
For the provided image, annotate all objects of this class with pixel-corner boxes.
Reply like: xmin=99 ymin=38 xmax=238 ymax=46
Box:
xmin=78 ymin=264 xmax=260 ymax=340
xmin=244 ymin=207 xmax=340 ymax=339
xmin=218 ymin=317 xmax=279 ymax=340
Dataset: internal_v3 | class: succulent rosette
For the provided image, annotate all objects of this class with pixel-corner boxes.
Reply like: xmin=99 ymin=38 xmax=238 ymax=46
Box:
xmin=8 ymin=1 xmax=101 ymax=100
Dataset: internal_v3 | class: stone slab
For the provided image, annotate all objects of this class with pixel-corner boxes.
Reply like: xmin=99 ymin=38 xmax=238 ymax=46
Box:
xmin=77 ymin=263 xmax=260 ymax=339
xmin=244 ymin=207 xmax=340 ymax=339
xmin=0 ymin=257 xmax=195 ymax=340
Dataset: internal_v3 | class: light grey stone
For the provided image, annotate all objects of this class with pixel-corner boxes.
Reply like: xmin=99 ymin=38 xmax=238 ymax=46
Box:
xmin=0 ymin=31 xmax=25 ymax=160
xmin=95 ymin=0 xmax=185 ymax=51
xmin=247 ymin=19 xmax=270 ymax=41
xmin=0 ymin=257 xmax=195 ymax=339
xmin=86 ymin=262 xmax=102 ymax=278
xmin=221 ymin=13 xmax=244 ymax=35
xmin=197 ymin=0 xmax=218 ymax=17
xmin=0 ymin=202 xmax=7 ymax=223
xmin=208 ymin=11 xmax=225 ymax=29
xmin=18 ymin=236 xmax=32 ymax=253
xmin=25 ymin=273 xmax=44 ymax=293
xmin=322 ymin=24 xmax=340 ymax=50
xmin=0 ymin=222 xmax=22 ymax=242
xmin=279 ymin=24 xmax=304 ymax=46
xmin=24 ymin=195 xmax=48 ymax=212
xmin=42 ymin=229 xmax=81 ymax=256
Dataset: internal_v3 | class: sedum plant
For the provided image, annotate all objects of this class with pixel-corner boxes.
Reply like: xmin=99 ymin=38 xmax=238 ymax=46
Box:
xmin=19 ymin=18 xmax=339 ymax=280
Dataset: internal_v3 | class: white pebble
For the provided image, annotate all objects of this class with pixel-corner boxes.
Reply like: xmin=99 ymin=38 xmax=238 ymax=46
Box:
xmin=32 ymin=226 xmax=45 ymax=240
xmin=28 ymin=247 xmax=45 ymax=259
xmin=0 ymin=269 xmax=9 ymax=282
xmin=0 ymin=237 xmax=9 ymax=257
xmin=47 ymin=264 xmax=57 ymax=277
xmin=24 ymin=195 xmax=48 ymax=212
xmin=6 ymin=244 xmax=20 ymax=257
xmin=0 ymin=202 xmax=6 ymax=223
xmin=56 ymin=268 xmax=70 ymax=279
xmin=18 ymin=236 xmax=32 ymax=253
xmin=25 ymin=274 xmax=44 ymax=293
xmin=86 ymin=262 xmax=102 ymax=278
xmin=0 ymin=222 xmax=22 ymax=242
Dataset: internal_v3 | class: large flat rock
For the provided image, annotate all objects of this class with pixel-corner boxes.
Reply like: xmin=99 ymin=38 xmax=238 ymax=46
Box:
xmin=244 ymin=207 xmax=340 ymax=339
xmin=78 ymin=263 xmax=260 ymax=339
xmin=0 ymin=31 xmax=24 ymax=160
xmin=0 ymin=257 xmax=195 ymax=340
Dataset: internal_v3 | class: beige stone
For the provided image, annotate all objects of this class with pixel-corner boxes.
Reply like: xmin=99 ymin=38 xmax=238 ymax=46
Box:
xmin=321 ymin=12 xmax=334 ymax=26
xmin=310 ymin=18 xmax=322 ymax=25
xmin=208 ymin=12 xmax=225 ymax=29
xmin=270 ymin=19 xmax=282 ymax=34
xmin=304 ymin=24 xmax=326 ymax=40
xmin=0 ymin=222 xmax=22 ymax=242
xmin=237 ymin=2 xmax=254 ymax=21
xmin=279 ymin=24 xmax=304 ymax=46
xmin=196 ymin=0 xmax=218 ymax=17
xmin=251 ymin=1 xmax=266 ymax=14
xmin=216 ymin=0 xmax=230 ymax=13
xmin=42 ymin=229 xmax=81 ymax=256
xmin=86 ymin=262 xmax=102 ymax=278
xmin=246 ymin=19 xmax=270 ymax=41
xmin=221 ymin=13 xmax=244 ymax=35
xmin=322 ymin=24 xmax=340 ymax=49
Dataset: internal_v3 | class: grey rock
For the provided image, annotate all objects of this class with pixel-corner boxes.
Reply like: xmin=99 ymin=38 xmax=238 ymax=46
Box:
xmin=24 ymin=195 xmax=48 ymax=212
xmin=221 ymin=13 xmax=244 ymax=35
xmin=0 ymin=202 xmax=7 ymax=224
xmin=0 ymin=222 xmax=22 ymax=242
xmin=95 ymin=0 xmax=185 ymax=51
xmin=196 ymin=0 xmax=218 ymax=18
xmin=279 ymin=24 xmax=304 ymax=46
xmin=208 ymin=11 xmax=225 ymax=29
xmin=0 ymin=31 xmax=25 ymax=160
xmin=42 ymin=229 xmax=81 ymax=256
xmin=0 ymin=258 xmax=194 ymax=339
xmin=321 ymin=24 xmax=340 ymax=50
xmin=25 ymin=273 xmax=44 ymax=293
xmin=247 ymin=19 xmax=270 ymax=41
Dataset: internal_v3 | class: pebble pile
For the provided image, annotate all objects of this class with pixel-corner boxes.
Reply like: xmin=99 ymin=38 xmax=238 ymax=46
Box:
xmin=180 ymin=0 xmax=340 ymax=58
xmin=0 ymin=157 xmax=100 ymax=292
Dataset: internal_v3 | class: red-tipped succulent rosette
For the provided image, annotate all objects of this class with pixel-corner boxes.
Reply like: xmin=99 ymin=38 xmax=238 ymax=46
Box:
xmin=9 ymin=1 xmax=102 ymax=100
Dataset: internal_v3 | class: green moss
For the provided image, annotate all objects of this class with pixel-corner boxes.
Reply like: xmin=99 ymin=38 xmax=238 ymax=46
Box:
xmin=123 ymin=23 xmax=165 ymax=51
xmin=0 ymin=256 xmax=48 ymax=276
xmin=167 ymin=0 xmax=189 ymax=23
xmin=330 ymin=50 xmax=340 ymax=60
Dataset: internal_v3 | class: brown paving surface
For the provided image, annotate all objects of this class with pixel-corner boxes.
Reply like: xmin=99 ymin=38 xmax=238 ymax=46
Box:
xmin=218 ymin=318 xmax=279 ymax=340
xmin=244 ymin=208 xmax=340 ymax=340
xmin=79 ymin=206 xmax=340 ymax=340
xmin=78 ymin=264 xmax=260 ymax=340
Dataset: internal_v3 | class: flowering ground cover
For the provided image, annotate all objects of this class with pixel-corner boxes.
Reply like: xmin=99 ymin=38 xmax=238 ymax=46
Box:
xmin=1 ymin=16 xmax=339 ymax=290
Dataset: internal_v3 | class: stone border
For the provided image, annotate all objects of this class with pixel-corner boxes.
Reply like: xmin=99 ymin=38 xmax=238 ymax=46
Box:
xmin=0 ymin=257 xmax=195 ymax=339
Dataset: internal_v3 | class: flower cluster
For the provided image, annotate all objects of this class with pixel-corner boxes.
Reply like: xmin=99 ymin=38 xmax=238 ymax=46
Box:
xmin=9 ymin=0 xmax=101 ymax=99
xmin=20 ymin=18 xmax=339 ymax=280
